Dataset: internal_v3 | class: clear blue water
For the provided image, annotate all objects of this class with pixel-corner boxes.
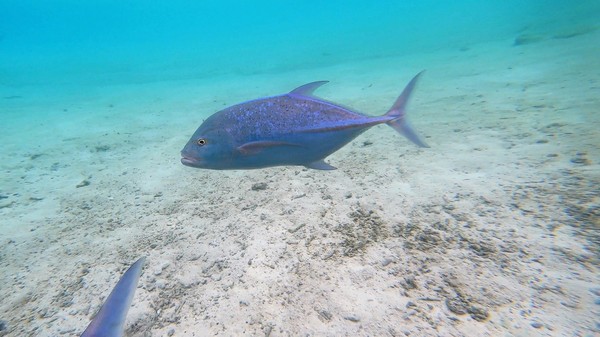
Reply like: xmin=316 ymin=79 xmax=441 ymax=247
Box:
xmin=2 ymin=0 xmax=597 ymax=86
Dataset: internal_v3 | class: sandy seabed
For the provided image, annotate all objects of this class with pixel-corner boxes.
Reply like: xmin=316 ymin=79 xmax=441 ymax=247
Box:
xmin=1 ymin=31 xmax=599 ymax=337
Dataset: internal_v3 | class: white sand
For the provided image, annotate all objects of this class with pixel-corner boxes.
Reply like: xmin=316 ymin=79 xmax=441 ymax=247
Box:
xmin=1 ymin=30 xmax=599 ymax=337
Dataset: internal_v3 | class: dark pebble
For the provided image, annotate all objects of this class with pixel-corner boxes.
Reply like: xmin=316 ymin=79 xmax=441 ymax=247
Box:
xmin=403 ymin=276 xmax=417 ymax=290
xmin=570 ymin=157 xmax=590 ymax=165
xmin=467 ymin=305 xmax=489 ymax=321
xmin=251 ymin=182 xmax=268 ymax=191
xmin=531 ymin=321 xmax=543 ymax=329
xmin=343 ymin=315 xmax=360 ymax=322
xmin=94 ymin=145 xmax=111 ymax=152
xmin=76 ymin=180 xmax=91 ymax=188
xmin=381 ymin=258 xmax=393 ymax=267
xmin=317 ymin=309 xmax=332 ymax=322
xmin=446 ymin=297 xmax=469 ymax=315
xmin=513 ymin=34 xmax=543 ymax=46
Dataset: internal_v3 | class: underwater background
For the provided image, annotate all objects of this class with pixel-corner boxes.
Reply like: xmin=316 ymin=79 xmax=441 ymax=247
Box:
xmin=1 ymin=0 xmax=598 ymax=86
xmin=1 ymin=1 xmax=599 ymax=336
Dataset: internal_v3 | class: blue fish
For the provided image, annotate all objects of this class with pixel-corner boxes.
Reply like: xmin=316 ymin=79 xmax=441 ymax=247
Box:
xmin=181 ymin=72 xmax=428 ymax=170
xmin=80 ymin=257 xmax=145 ymax=337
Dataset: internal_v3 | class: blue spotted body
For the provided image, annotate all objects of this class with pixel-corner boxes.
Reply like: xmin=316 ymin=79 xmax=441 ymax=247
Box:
xmin=181 ymin=72 xmax=428 ymax=170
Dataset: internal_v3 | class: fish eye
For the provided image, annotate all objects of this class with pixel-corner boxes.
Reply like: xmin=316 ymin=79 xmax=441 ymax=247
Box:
xmin=197 ymin=138 xmax=207 ymax=146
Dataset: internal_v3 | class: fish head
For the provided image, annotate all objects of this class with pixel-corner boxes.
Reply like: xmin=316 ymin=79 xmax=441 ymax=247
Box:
xmin=181 ymin=127 xmax=235 ymax=169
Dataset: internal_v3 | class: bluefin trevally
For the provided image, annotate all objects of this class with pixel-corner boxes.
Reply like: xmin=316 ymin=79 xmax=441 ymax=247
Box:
xmin=181 ymin=72 xmax=428 ymax=170
xmin=80 ymin=257 xmax=145 ymax=337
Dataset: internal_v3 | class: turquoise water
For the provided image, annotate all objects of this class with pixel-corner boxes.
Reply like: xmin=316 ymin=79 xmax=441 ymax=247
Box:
xmin=1 ymin=1 xmax=599 ymax=336
xmin=2 ymin=0 xmax=597 ymax=85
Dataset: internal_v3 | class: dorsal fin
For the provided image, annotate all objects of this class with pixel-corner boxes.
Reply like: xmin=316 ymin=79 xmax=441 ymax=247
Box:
xmin=289 ymin=81 xmax=329 ymax=97
xmin=81 ymin=257 xmax=145 ymax=337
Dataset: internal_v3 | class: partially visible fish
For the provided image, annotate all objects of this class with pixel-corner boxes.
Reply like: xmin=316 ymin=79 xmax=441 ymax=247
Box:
xmin=80 ymin=257 xmax=145 ymax=337
xmin=181 ymin=72 xmax=429 ymax=170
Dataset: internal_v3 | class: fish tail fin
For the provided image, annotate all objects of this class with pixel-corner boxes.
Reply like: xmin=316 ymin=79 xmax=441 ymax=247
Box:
xmin=384 ymin=71 xmax=429 ymax=148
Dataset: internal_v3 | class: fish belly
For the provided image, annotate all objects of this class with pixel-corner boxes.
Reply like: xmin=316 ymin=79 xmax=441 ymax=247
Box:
xmin=233 ymin=128 xmax=365 ymax=169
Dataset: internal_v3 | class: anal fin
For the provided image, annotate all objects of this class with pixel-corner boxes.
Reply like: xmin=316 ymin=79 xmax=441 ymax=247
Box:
xmin=305 ymin=160 xmax=337 ymax=170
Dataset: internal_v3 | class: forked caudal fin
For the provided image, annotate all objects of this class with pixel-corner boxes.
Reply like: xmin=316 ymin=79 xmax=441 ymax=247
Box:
xmin=385 ymin=71 xmax=429 ymax=148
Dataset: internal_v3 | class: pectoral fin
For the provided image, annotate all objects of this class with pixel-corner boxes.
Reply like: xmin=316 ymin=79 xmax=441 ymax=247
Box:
xmin=237 ymin=141 xmax=304 ymax=155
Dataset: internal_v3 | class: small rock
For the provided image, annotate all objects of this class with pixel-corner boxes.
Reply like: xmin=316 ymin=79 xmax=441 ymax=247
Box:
xmin=343 ymin=315 xmax=360 ymax=322
xmin=402 ymin=309 xmax=417 ymax=319
xmin=94 ymin=145 xmax=111 ymax=152
xmin=0 ymin=201 xmax=14 ymax=209
xmin=570 ymin=157 xmax=590 ymax=165
xmin=251 ymin=182 xmax=268 ymax=191
xmin=76 ymin=179 xmax=91 ymax=188
xmin=264 ymin=325 xmax=273 ymax=337
xmin=155 ymin=279 xmax=167 ymax=289
xmin=0 ymin=320 xmax=8 ymax=336
xmin=403 ymin=276 xmax=417 ymax=290
xmin=467 ymin=305 xmax=489 ymax=322
xmin=570 ymin=152 xmax=590 ymax=165
xmin=531 ymin=321 xmax=543 ymax=329
xmin=513 ymin=34 xmax=543 ymax=46
xmin=446 ymin=297 xmax=469 ymax=315
xmin=560 ymin=300 xmax=578 ymax=308
xmin=381 ymin=258 xmax=394 ymax=267
xmin=167 ymin=328 xmax=175 ymax=336
xmin=316 ymin=309 xmax=332 ymax=322
xmin=58 ymin=327 xmax=76 ymax=334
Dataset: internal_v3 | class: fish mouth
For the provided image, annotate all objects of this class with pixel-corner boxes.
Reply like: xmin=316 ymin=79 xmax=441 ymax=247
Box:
xmin=181 ymin=156 xmax=202 ymax=167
